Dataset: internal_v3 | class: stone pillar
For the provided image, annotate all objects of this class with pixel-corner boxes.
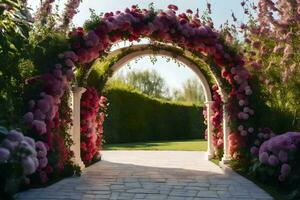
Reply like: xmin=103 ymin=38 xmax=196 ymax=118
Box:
xmin=205 ymin=101 xmax=215 ymax=159
xmin=70 ymin=87 xmax=86 ymax=169
xmin=221 ymin=103 xmax=231 ymax=164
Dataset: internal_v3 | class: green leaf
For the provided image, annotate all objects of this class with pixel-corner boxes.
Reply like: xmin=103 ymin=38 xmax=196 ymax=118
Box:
xmin=0 ymin=126 xmax=8 ymax=135
xmin=4 ymin=0 xmax=21 ymax=10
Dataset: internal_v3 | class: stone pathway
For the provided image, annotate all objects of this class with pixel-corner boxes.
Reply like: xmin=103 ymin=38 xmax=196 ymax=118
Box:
xmin=16 ymin=151 xmax=273 ymax=200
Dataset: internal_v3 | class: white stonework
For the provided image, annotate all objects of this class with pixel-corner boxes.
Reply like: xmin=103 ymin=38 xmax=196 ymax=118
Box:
xmin=221 ymin=103 xmax=231 ymax=164
xmin=70 ymin=87 xmax=86 ymax=169
xmin=205 ymin=101 xmax=215 ymax=159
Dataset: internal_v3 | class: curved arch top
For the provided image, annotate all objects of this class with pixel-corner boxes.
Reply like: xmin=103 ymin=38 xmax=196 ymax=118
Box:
xmin=104 ymin=44 xmax=213 ymax=102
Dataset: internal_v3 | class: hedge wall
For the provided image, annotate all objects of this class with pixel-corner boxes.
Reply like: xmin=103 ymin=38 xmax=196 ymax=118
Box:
xmin=103 ymin=86 xmax=205 ymax=144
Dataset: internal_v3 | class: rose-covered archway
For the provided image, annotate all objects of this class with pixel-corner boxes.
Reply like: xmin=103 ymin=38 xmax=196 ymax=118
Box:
xmin=83 ymin=43 xmax=225 ymax=160
xmin=22 ymin=5 xmax=254 ymax=176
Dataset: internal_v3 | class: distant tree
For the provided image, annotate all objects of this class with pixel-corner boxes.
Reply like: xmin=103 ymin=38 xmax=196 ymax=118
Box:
xmin=112 ymin=69 xmax=169 ymax=99
xmin=171 ymin=78 xmax=205 ymax=104
xmin=182 ymin=78 xmax=205 ymax=103
xmin=171 ymin=88 xmax=185 ymax=101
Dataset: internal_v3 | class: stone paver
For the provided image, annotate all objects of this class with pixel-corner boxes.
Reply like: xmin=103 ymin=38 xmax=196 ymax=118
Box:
xmin=16 ymin=151 xmax=273 ymax=200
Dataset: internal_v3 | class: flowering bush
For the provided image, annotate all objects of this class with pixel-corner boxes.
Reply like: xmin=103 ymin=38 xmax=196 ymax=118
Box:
xmin=250 ymin=127 xmax=275 ymax=156
xmin=247 ymin=132 xmax=300 ymax=199
xmin=80 ymin=87 xmax=107 ymax=165
xmin=239 ymin=0 xmax=300 ymax=129
xmin=0 ymin=128 xmax=39 ymax=197
xmin=211 ymin=85 xmax=224 ymax=158
xmin=23 ymin=85 xmax=75 ymax=184
xmin=60 ymin=0 xmax=81 ymax=30
xmin=250 ymin=132 xmax=300 ymax=182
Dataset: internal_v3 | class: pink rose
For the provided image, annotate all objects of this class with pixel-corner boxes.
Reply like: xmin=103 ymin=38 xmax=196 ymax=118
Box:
xmin=37 ymin=99 xmax=51 ymax=113
xmin=39 ymin=157 xmax=48 ymax=169
xmin=23 ymin=112 xmax=34 ymax=124
xmin=32 ymin=120 xmax=47 ymax=134
xmin=268 ymin=155 xmax=279 ymax=166
xmin=259 ymin=152 xmax=269 ymax=164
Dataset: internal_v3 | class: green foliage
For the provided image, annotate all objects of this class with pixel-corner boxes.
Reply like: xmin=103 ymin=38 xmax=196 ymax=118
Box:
xmin=103 ymin=85 xmax=205 ymax=144
xmin=249 ymin=76 xmax=296 ymax=133
xmin=229 ymin=160 xmax=285 ymax=200
xmin=0 ymin=1 xmax=32 ymax=127
xmin=83 ymin=9 xmax=103 ymax=31
xmin=0 ymin=1 xmax=71 ymax=127
xmin=28 ymin=31 xmax=70 ymax=75
xmin=86 ymin=58 xmax=113 ymax=91
xmin=172 ymin=77 xmax=205 ymax=104
xmin=112 ymin=69 xmax=170 ymax=99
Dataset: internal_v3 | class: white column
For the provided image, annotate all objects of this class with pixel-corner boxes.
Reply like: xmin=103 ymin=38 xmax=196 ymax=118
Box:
xmin=70 ymin=87 xmax=86 ymax=169
xmin=221 ymin=103 xmax=231 ymax=164
xmin=205 ymin=101 xmax=215 ymax=160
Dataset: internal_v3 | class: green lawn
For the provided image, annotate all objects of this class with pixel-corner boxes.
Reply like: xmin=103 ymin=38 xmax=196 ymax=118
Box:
xmin=103 ymin=139 xmax=207 ymax=151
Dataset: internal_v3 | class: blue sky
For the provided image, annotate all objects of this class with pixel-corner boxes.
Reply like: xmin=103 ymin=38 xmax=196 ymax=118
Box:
xmin=28 ymin=0 xmax=250 ymax=91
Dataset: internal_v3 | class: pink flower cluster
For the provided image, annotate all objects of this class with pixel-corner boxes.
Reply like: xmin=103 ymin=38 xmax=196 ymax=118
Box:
xmin=211 ymin=85 xmax=224 ymax=156
xmin=228 ymin=132 xmax=245 ymax=159
xmin=250 ymin=127 xmax=275 ymax=155
xmin=258 ymin=132 xmax=300 ymax=181
xmin=34 ymin=0 xmax=55 ymax=24
xmin=0 ymin=130 xmax=39 ymax=178
xmin=80 ymin=87 xmax=107 ymax=165
xmin=22 ymin=42 xmax=77 ymax=183
xmin=60 ymin=0 xmax=81 ymax=30
xmin=241 ymin=0 xmax=300 ymax=90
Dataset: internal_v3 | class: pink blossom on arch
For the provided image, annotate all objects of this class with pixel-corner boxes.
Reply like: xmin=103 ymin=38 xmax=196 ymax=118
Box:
xmin=32 ymin=120 xmax=47 ymax=135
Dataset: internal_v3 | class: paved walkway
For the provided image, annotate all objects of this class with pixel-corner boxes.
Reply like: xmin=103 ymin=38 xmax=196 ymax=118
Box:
xmin=16 ymin=151 xmax=273 ymax=200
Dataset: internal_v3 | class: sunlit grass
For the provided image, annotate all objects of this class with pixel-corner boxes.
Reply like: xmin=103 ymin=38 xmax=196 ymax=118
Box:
xmin=103 ymin=139 xmax=207 ymax=151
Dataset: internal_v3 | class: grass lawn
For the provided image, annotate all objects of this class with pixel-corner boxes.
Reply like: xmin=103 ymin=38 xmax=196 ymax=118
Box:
xmin=103 ymin=139 xmax=207 ymax=151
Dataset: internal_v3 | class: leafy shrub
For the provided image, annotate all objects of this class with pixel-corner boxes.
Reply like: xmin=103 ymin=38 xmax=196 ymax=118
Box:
xmin=0 ymin=127 xmax=38 ymax=199
xmin=103 ymin=85 xmax=205 ymax=143
xmin=249 ymin=132 xmax=300 ymax=200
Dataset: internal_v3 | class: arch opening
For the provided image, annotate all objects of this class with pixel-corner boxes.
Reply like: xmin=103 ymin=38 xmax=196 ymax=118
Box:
xmin=84 ymin=43 xmax=227 ymax=160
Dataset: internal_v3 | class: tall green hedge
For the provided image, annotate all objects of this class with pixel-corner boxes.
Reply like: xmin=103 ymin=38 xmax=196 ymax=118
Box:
xmin=103 ymin=86 xmax=205 ymax=144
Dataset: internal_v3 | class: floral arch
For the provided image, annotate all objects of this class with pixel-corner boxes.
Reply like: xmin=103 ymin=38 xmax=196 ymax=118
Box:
xmin=83 ymin=43 xmax=222 ymax=161
xmin=22 ymin=5 xmax=254 ymax=176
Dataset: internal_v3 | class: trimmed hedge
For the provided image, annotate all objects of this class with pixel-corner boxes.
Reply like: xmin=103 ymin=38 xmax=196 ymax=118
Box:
xmin=103 ymin=86 xmax=205 ymax=144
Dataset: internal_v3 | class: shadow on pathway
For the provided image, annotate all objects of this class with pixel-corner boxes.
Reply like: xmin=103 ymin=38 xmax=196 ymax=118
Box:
xmin=16 ymin=151 xmax=273 ymax=200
